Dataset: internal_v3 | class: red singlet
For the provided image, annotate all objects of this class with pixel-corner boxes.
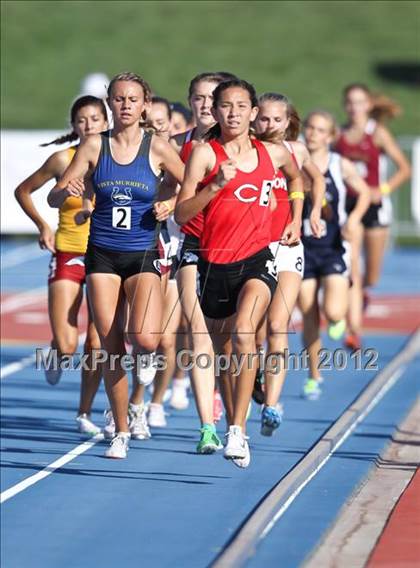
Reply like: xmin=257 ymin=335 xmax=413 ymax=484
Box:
xmin=180 ymin=130 xmax=204 ymax=238
xmin=200 ymin=138 xmax=276 ymax=263
xmin=335 ymin=119 xmax=380 ymax=194
xmin=270 ymin=141 xmax=298 ymax=241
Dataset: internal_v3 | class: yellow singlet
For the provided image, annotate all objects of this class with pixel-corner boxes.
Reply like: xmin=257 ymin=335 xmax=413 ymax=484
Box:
xmin=54 ymin=147 xmax=91 ymax=253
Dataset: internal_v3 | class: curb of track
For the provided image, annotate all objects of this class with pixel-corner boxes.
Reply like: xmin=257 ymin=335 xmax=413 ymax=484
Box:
xmin=210 ymin=327 xmax=420 ymax=568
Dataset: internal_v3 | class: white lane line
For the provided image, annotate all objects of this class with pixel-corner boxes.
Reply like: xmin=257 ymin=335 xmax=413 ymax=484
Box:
xmin=1 ymin=287 xmax=47 ymax=314
xmin=0 ymin=333 xmax=86 ymax=380
xmin=211 ymin=329 xmax=420 ymax=568
xmin=0 ymin=352 xmax=45 ymax=380
xmin=0 ymin=433 xmax=103 ymax=504
xmin=260 ymin=367 xmax=405 ymax=539
xmin=1 ymin=242 xmax=46 ymax=269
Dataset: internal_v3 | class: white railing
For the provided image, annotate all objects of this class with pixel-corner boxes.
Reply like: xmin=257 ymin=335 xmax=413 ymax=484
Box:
xmin=1 ymin=130 xmax=419 ymax=237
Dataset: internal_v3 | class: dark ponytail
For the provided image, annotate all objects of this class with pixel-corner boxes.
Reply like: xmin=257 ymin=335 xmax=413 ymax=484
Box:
xmin=40 ymin=95 xmax=108 ymax=147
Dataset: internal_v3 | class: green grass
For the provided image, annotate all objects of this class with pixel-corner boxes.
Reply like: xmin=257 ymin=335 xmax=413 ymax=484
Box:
xmin=2 ymin=0 xmax=419 ymax=134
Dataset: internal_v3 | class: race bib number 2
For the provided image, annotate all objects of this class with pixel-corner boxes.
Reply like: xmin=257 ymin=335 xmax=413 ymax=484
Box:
xmin=112 ymin=207 xmax=131 ymax=230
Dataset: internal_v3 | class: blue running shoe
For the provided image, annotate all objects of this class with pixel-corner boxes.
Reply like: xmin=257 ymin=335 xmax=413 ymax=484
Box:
xmin=261 ymin=405 xmax=282 ymax=437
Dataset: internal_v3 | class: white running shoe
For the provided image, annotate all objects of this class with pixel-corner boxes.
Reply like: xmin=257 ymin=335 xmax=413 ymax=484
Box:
xmin=44 ymin=367 xmax=63 ymax=386
xmin=136 ymin=352 xmax=158 ymax=386
xmin=147 ymin=403 xmax=167 ymax=428
xmin=148 ymin=384 xmax=173 ymax=403
xmin=170 ymin=378 xmax=189 ymax=410
xmin=76 ymin=413 xmax=101 ymax=436
xmin=233 ymin=437 xmax=251 ymax=468
xmin=224 ymin=425 xmax=247 ymax=460
xmin=104 ymin=432 xmax=130 ymax=459
xmin=129 ymin=403 xmax=151 ymax=440
xmin=103 ymin=409 xmax=116 ymax=440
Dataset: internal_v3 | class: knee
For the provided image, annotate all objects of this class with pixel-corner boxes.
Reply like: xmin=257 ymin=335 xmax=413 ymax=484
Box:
xmin=324 ymin=303 xmax=345 ymax=323
xmin=232 ymin=321 xmax=255 ymax=352
xmin=159 ymin=332 xmax=176 ymax=353
xmin=131 ymin=333 xmax=160 ymax=354
xmin=268 ymin=317 xmax=288 ymax=337
xmin=56 ymin=338 xmax=78 ymax=356
xmin=191 ymin=333 xmax=213 ymax=355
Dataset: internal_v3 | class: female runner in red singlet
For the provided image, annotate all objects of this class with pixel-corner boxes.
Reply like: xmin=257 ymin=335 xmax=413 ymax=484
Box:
xmin=170 ymin=72 xmax=237 ymax=453
xmin=253 ymin=93 xmax=325 ymax=436
xmin=175 ymin=79 xmax=303 ymax=468
xmin=335 ymin=84 xmax=411 ymax=349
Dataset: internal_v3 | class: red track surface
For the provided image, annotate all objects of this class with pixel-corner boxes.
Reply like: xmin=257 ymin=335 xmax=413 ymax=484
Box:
xmin=367 ymin=469 xmax=420 ymax=567
xmin=1 ymin=292 xmax=420 ymax=344
xmin=1 ymin=291 xmax=88 ymax=344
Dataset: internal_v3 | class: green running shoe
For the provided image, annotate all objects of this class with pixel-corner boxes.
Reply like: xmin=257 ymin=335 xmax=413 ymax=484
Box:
xmin=328 ymin=319 xmax=346 ymax=341
xmin=302 ymin=378 xmax=322 ymax=400
xmin=197 ymin=425 xmax=223 ymax=454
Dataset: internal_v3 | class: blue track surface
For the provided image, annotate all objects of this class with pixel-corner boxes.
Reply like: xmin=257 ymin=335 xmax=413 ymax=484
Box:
xmin=1 ymin=238 xmax=419 ymax=568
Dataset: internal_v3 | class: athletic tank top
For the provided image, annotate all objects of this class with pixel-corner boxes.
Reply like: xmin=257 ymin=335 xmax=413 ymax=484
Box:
xmin=335 ymin=119 xmax=380 ymax=193
xmin=55 ymin=147 xmax=91 ymax=254
xmin=302 ymin=152 xmax=347 ymax=250
xmin=180 ymin=129 xmax=204 ymax=239
xmin=89 ymin=130 xmax=160 ymax=251
xmin=270 ymin=141 xmax=296 ymax=242
xmin=200 ymin=138 xmax=275 ymax=263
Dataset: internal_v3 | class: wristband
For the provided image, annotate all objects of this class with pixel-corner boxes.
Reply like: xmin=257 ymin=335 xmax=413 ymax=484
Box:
xmin=161 ymin=200 xmax=175 ymax=213
xmin=289 ymin=191 xmax=304 ymax=200
xmin=380 ymin=183 xmax=391 ymax=195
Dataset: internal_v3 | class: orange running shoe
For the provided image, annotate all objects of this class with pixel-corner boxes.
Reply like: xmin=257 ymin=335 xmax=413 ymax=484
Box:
xmin=344 ymin=334 xmax=362 ymax=351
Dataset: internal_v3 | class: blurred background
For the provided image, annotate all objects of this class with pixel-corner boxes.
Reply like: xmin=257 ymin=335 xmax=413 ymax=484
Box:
xmin=1 ymin=0 xmax=419 ymax=243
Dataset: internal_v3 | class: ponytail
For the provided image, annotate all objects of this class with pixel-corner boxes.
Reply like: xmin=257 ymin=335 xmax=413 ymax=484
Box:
xmin=370 ymin=93 xmax=401 ymax=122
xmin=39 ymin=95 xmax=107 ymax=147
xmin=40 ymin=131 xmax=79 ymax=147
xmin=344 ymin=83 xmax=401 ymax=123
xmin=203 ymin=123 xmax=221 ymax=142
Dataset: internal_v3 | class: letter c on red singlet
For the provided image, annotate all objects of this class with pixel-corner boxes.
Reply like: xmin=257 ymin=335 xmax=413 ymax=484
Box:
xmin=234 ymin=184 xmax=258 ymax=203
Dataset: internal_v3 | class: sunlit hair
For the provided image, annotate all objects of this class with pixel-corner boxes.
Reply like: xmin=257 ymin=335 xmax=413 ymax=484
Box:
xmin=40 ymin=96 xmax=107 ymax=147
xmin=343 ymin=83 xmax=401 ymax=122
xmin=303 ymin=109 xmax=339 ymax=139
xmin=188 ymin=71 xmax=237 ymax=100
xmin=107 ymin=72 xmax=153 ymax=126
xmin=258 ymin=92 xmax=301 ymax=141
xmin=107 ymin=71 xmax=152 ymax=101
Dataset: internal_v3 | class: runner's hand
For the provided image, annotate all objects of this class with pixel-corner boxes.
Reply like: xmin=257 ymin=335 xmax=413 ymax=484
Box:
xmin=154 ymin=200 xmax=173 ymax=222
xmin=66 ymin=178 xmax=85 ymax=197
xmin=309 ymin=207 xmax=323 ymax=239
xmin=38 ymin=225 xmax=55 ymax=253
xmin=214 ymin=160 xmax=237 ymax=189
xmin=281 ymin=220 xmax=301 ymax=246
xmin=74 ymin=209 xmax=92 ymax=225
xmin=341 ymin=213 xmax=360 ymax=241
